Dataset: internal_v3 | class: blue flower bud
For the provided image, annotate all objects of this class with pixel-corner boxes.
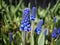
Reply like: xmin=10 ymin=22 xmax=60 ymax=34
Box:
xmin=51 ymin=31 xmax=57 ymax=38
xmin=27 ymin=24 xmax=30 ymax=27
xmin=54 ymin=17 xmax=56 ymax=23
xmin=9 ymin=33 xmax=12 ymax=43
xmin=44 ymin=28 xmax=48 ymax=36
xmin=27 ymin=28 xmax=31 ymax=31
xmin=19 ymin=25 xmax=24 ymax=31
xmin=24 ymin=26 xmax=28 ymax=31
xmin=53 ymin=27 xmax=57 ymax=31
xmin=57 ymin=28 xmax=60 ymax=35
xmin=37 ymin=19 xmax=43 ymax=27
xmin=51 ymin=27 xmax=57 ymax=38
xmin=30 ymin=7 xmax=36 ymax=20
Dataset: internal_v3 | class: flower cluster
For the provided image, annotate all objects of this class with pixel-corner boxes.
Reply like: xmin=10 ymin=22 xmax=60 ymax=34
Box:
xmin=35 ymin=19 xmax=43 ymax=35
xmin=52 ymin=27 xmax=60 ymax=38
xmin=30 ymin=7 xmax=36 ymax=20
xmin=19 ymin=8 xmax=31 ymax=31
xmin=51 ymin=17 xmax=57 ymax=38
xmin=51 ymin=27 xmax=57 ymax=38
xmin=9 ymin=32 xmax=12 ymax=43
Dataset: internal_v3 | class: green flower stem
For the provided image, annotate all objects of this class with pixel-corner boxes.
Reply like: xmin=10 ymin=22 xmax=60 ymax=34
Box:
xmin=30 ymin=21 xmax=34 ymax=45
xmin=22 ymin=31 xmax=27 ymax=45
xmin=24 ymin=31 xmax=27 ymax=45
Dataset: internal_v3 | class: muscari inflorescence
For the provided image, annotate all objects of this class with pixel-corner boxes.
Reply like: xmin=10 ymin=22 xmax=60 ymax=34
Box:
xmin=19 ymin=8 xmax=31 ymax=31
xmin=57 ymin=27 xmax=60 ymax=35
xmin=30 ymin=7 xmax=36 ymax=20
xmin=9 ymin=32 xmax=13 ymax=43
xmin=52 ymin=27 xmax=57 ymax=38
xmin=19 ymin=7 xmax=60 ymax=39
xmin=51 ymin=17 xmax=57 ymax=38
xmin=35 ymin=19 xmax=43 ymax=35
xmin=51 ymin=27 xmax=60 ymax=38
xmin=51 ymin=17 xmax=60 ymax=38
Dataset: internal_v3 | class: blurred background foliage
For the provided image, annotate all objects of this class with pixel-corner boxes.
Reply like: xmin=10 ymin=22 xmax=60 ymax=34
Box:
xmin=0 ymin=0 xmax=60 ymax=45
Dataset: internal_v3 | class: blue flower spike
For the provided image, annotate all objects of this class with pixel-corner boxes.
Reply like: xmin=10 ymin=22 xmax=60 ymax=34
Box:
xmin=44 ymin=28 xmax=48 ymax=36
xmin=30 ymin=7 xmax=36 ymax=20
xmin=54 ymin=16 xmax=56 ymax=23
xmin=37 ymin=19 xmax=43 ymax=27
xmin=51 ymin=27 xmax=57 ymax=38
xmin=9 ymin=32 xmax=12 ymax=43
xmin=19 ymin=8 xmax=31 ymax=31
xmin=53 ymin=27 xmax=57 ymax=31
xmin=57 ymin=27 xmax=60 ymax=35
xmin=35 ymin=19 xmax=43 ymax=35
xmin=52 ymin=32 xmax=57 ymax=38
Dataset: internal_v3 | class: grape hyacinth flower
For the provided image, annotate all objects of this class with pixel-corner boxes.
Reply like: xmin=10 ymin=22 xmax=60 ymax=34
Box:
xmin=57 ymin=27 xmax=60 ymax=35
xmin=30 ymin=7 xmax=36 ymax=20
xmin=53 ymin=27 xmax=57 ymax=31
xmin=53 ymin=16 xmax=56 ymax=23
xmin=44 ymin=28 xmax=48 ymax=36
xmin=19 ymin=8 xmax=30 ymax=31
xmin=51 ymin=31 xmax=57 ymax=38
xmin=9 ymin=32 xmax=12 ymax=43
xmin=35 ymin=19 xmax=43 ymax=35
xmin=51 ymin=27 xmax=57 ymax=38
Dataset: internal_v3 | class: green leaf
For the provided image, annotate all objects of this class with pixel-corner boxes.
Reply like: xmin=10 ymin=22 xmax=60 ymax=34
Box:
xmin=38 ymin=29 xmax=45 ymax=45
xmin=54 ymin=39 xmax=60 ymax=45
xmin=3 ymin=38 xmax=7 ymax=44
xmin=51 ymin=0 xmax=59 ymax=13
xmin=30 ymin=34 xmax=34 ymax=45
xmin=14 ymin=0 xmax=23 ymax=13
